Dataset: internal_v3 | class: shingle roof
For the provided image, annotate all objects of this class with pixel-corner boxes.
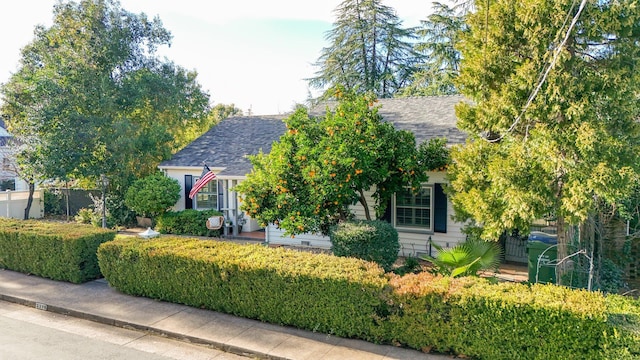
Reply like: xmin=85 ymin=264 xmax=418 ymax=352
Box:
xmin=160 ymin=115 xmax=287 ymax=176
xmin=310 ymin=95 xmax=466 ymax=145
xmin=161 ymin=95 xmax=466 ymax=175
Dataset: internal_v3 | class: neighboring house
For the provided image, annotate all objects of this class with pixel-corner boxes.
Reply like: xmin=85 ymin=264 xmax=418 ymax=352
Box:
xmin=159 ymin=96 xmax=468 ymax=257
xmin=0 ymin=121 xmax=27 ymax=191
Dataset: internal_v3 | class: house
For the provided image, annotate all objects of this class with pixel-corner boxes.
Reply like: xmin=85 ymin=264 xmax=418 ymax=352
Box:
xmin=159 ymin=95 xmax=468 ymax=257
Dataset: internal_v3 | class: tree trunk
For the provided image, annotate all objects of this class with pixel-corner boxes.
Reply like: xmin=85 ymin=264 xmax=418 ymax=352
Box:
xmin=555 ymin=214 xmax=571 ymax=284
xmin=358 ymin=188 xmax=371 ymax=220
xmin=23 ymin=182 xmax=34 ymax=220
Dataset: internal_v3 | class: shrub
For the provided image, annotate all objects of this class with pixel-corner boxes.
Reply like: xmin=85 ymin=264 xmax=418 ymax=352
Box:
xmin=330 ymin=220 xmax=399 ymax=271
xmin=384 ymin=272 xmax=640 ymax=359
xmin=44 ymin=188 xmax=65 ymax=216
xmin=0 ymin=219 xmax=116 ymax=283
xmin=96 ymin=235 xmax=640 ymax=359
xmin=124 ymin=172 xmax=180 ymax=218
xmin=423 ymin=238 xmax=502 ymax=277
xmin=155 ymin=209 xmax=223 ymax=237
xmin=98 ymin=237 xmax=387 ymax=338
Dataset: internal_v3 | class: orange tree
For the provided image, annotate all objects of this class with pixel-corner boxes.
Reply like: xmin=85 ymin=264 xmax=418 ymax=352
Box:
xmin=235 ymin=88 xmax=446 ymax=236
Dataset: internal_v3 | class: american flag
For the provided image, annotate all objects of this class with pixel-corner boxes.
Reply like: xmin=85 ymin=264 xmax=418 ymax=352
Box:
xmin=188 ymin=165 xmax=216 ymax=199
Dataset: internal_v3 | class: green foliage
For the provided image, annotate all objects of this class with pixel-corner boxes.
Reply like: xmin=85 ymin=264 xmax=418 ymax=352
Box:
xmin=75 ymin=207 xmax=98 ymax=225
xmin=330 ymin=220 xmax=399 ymax=271
xmin=0 ymin=219 xmax=115 ymax=283
xmin=423 ymin=238 xmax=502 ymax=277
xmin=43 ymin=188 xmax=65 ymax=216
xmin=155 ymin=209 xmax=223 ymax=237
xmin=402 ymin=2 xmax=465 ymax=96
xmin=308 ymin=0 xmax=420 ymax=98
xmin=392 ymin=257 xmax=423 ymax=276
xmin=97 ymin=237 xmax=387 ymax=338
xmin=236 ymin=88 xmax=429 ymax=236
xmin=384 ymin=273 xmax=640 ymax=359
xmin=96 ymin=235 xmax=640 ymax=358
xmin=448 ymin=0 xmax=640 ymax=248
xmin=0 ymin=0 xmax=211 ymax=200
xmin=124 ymin=172 xmax=180 ymax=218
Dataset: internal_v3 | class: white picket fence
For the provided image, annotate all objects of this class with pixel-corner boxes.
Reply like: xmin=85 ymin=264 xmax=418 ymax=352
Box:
xmin=0 ymin=189 xmax=44 ymax=219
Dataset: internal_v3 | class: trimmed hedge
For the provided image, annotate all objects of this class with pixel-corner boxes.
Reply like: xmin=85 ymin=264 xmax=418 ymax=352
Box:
xmin=330 ymin=220 xmax=400 ymax=271
xmin=97 ymin=237 xmax=387 ymax=338
xmin=384 ymin=272 xmax=640 ymax=359
xmin=97 ymin=237 xmax=640 ymax=359
xmin=155 ymin=209 xmax=223 ymax=237
xmin=0 ymin=219 xmax=116 ymax=283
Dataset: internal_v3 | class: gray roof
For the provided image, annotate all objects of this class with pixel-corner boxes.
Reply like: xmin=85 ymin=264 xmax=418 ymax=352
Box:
xmin=160 ymin=115 xmax=287 ymax=176
xmin=310 ymin=95 xmax=466 ymax=145
xmin=161 ymin=95 xmax=466 ymax=176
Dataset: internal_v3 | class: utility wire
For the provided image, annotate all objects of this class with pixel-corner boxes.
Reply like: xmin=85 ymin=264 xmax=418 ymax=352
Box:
xmin=487 ymin=0 xmax=588 ymax=143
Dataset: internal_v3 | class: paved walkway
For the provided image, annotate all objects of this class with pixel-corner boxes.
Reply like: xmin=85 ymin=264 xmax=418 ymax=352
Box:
xmin=0 ymin=269 xmax=451 ymax=360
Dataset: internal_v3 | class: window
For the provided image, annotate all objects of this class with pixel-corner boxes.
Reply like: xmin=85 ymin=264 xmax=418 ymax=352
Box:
xmin=394 ymin=185 xmax=433 ymax=231
xmin=195 ymin=179 xmax=218 ymax=210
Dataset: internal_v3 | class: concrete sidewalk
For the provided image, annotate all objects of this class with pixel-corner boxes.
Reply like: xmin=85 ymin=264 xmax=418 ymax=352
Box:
xmin=0 ymin=269 xmax=450 ymax=360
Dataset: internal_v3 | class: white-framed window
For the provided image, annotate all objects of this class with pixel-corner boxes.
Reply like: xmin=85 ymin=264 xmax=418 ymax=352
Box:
xmin=394 ymin=184 xmax=433 ymax=232
xmin=194 ymin=179 xmax=218 ymax=210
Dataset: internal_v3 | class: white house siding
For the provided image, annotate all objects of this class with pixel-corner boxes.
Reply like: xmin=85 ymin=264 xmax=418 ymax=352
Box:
xmin=266 ymin=171 xmax=467 ymax=256
xmin=160 ymin=167 xmax=261 ymax=232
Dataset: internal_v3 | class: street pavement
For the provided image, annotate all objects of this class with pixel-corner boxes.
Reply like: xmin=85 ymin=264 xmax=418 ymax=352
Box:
xmin=0 ymin=269 xmax=451 ymax=360
xmin=0 ymin=300 xmax=247 ymax=359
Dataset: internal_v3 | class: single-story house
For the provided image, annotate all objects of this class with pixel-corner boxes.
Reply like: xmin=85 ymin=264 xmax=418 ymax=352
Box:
xmin=159 ymin=95 xmax=468 ymax=257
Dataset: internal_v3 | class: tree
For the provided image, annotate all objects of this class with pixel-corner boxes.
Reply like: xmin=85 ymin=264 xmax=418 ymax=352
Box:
xmin=235 ymin=88 xmax=443 ymax=236
xmin=125 ymin=172 xmax=180 ymax=219
xmin=308 ymin=0 xmax=421 ymax=98
xmin=402 ymin=2 xmax=465 ymax=96
xmin=0 ymin=0 xmax=211 ymax=217
xmin=447 ymin=0 xmax=640 ymax=265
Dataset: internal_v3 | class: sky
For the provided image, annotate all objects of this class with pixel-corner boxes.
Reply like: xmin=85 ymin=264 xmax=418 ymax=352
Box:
xmin=0 ymin=1 xmax=434 ymax=115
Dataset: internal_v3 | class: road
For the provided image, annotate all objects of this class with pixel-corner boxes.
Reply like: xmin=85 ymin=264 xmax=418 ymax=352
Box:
xmin=0 ymin=300 xmax=248 ymax=360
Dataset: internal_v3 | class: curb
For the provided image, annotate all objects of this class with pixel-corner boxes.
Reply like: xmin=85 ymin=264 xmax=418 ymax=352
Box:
xmin=0 ymin=292 xmax=289 ymax=360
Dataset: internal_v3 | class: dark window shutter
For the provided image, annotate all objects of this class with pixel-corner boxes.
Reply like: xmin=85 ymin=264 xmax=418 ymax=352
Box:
xmin=185 ymin=175 xmax=193 ymax=209
xmin=433 ymin=183 xmax=447 ymax=233
xmin=217 ymin=180 xmax=224 ymax=210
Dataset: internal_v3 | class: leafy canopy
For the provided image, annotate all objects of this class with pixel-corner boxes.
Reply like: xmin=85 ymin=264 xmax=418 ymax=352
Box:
xmin=0 ymin=0 xmax=211 ymax=193
xmin=125 ymin=172 xmax=181 ymax=218
xmin=236 ymin=87 xmax=447 ymax=236
xmin=308 ymin=0 xmax=420 ymax=98
xmin=447 ymin=0 xmax=640 ymax=246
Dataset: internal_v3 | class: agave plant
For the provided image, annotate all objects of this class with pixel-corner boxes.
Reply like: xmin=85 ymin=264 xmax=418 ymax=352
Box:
xmin=423 ymin=238 xmax=502 ymax=277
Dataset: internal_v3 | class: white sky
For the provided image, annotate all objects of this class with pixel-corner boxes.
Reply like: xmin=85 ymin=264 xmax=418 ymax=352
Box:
xmin=0 ymin=1 xmax=434 ymax=115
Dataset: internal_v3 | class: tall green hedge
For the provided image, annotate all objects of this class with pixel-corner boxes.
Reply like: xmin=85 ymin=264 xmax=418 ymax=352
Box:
xmin=0 ymin=219 xmax=116 ymax=283
xmin=98 ymin=237 xmax=387 ymax=338
xmin=97 ymin=237 xmax=640 ymax=359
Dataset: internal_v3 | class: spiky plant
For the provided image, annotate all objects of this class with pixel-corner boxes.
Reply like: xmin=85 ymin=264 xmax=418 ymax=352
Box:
xmin=423 ymin=238 xmax=502 ymax=277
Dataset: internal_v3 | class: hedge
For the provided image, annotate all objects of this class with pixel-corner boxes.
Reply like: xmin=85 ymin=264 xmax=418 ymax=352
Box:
xmin=330 ymin=220 xmax=399 ymax=271
xmin=0 ymin=219 xmax=116 ymax=283
xmin=384 ymin=272 xmax=640 ymax=359
xmin=155 ymin=209 xmax=223 ymax=237
xmin=97 ymin=237 xmax=640 ymax=359
xmin=97 ymin=237 xmax=387 ymax=338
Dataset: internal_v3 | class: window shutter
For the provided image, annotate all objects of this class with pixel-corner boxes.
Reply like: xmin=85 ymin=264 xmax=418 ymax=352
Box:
xmin=217 ymin=180 xmax=224 ymax=210
xmin=185 ymin=175 xmax=193 ymax=209
xmin=433 ymin=183 xmax=447 ymax=233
